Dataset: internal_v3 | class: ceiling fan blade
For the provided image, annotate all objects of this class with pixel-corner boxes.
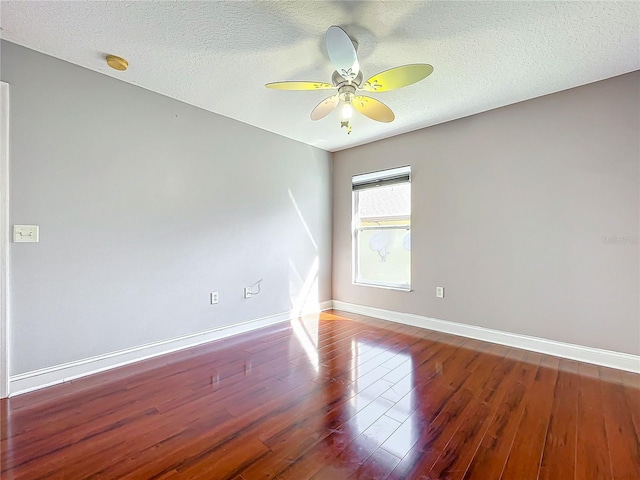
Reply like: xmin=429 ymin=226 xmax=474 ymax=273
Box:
xmin=325 ymin=26 xmax=359 ymax=80
xmin=353 ymin=96 xmax=395 ymax=123
xmin=265 ymin=81 xmax=334 ymax=90
xmin=362 ymin=64 xmax=434 ymax=92
xmin=310 ymin=95 xmax=339 ymax=120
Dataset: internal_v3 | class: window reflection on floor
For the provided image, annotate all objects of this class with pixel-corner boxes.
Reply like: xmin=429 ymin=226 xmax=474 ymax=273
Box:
xmin=350 ymin=340 xmax=416 ymax=457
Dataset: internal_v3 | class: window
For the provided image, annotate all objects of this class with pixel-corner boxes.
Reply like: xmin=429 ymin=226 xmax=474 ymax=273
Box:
xmin=352 ymin=166 xmax=411 ymax=290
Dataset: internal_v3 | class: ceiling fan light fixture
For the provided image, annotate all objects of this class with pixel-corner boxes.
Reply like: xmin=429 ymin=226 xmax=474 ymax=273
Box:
xmin=341 ymin=93 xmax=354 ymax=120
xmin=341 ymin=102 xmax=353 ymax=120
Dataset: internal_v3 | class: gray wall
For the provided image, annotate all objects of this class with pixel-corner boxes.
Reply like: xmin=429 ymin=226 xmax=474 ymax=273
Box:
xmin=333 ymin=71 xmax=640 ymax=356
xmin=2 ymin=41 xmax=332 ymax=375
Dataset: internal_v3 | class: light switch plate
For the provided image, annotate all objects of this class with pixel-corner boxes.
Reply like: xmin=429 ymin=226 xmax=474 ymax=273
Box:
xmin=13 ymin=225 xmax=39 ymax=243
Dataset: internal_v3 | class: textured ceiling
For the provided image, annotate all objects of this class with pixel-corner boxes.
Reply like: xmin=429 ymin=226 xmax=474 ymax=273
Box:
xmin=1 ymin=1 xmax=639 ymax=152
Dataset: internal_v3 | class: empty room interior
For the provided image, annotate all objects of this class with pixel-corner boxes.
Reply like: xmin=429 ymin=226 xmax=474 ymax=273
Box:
xmin=0 ymin=2 xmax=639 ymax=479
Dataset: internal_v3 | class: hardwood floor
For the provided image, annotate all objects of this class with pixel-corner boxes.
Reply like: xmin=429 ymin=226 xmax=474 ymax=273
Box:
xmin=1 ymin=310 xmax=639 ymax=479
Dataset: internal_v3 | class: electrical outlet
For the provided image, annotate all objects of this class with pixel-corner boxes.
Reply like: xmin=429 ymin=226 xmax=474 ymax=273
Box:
xmin=436 ymin=286 xmax=445 ymax=298
xmin=210 ymin=292 xmax=219 ymax=304
xmin=244 ymin=287 xmax=252 ymax=299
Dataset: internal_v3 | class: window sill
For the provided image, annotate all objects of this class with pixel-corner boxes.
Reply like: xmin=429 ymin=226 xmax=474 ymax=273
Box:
xmin=353 ymin=281 xmax=412 ymax=292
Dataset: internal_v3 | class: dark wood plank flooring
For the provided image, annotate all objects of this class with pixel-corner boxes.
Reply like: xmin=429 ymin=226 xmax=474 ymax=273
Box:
xmin=1 ymin=310 xmax=639 ymax=479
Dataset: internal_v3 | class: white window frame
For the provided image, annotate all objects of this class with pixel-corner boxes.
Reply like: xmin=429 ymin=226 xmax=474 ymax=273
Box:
xmin=352 ymin=166 xmax=411 ymax=291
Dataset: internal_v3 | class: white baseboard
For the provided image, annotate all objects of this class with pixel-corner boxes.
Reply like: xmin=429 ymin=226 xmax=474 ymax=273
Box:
xmin=9 ymin=301 xmax=333 ymax=397
xmin=332 ymin=300 xmax=640 ymax=374
xmin=9 ymin=298 xmax=636 ymax=397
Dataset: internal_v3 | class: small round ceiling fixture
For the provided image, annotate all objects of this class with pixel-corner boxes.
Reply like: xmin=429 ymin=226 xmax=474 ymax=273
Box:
xmin=106 ymin=54 xmax=128 ymax=71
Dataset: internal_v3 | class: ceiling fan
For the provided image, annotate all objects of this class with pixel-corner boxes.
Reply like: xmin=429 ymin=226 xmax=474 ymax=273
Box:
xmin=266 ymin=26 xmax=433 ymax=134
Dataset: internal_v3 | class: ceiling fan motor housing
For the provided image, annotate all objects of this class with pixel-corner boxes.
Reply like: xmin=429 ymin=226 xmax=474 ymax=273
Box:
xmin=338 ymin=83 xmax=357 ymax=102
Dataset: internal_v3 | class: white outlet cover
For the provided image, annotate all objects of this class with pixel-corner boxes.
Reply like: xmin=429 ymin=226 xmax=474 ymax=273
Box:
xmin=13 ymin=225 xmax=39 ymax=243
xmin=210 ymin=292 xmax=219 ymax=304
xmin=436 ymin=286 xmax=445 ymax=298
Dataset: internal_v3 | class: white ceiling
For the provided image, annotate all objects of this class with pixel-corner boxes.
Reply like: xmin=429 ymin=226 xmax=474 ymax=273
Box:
xmin=1 ymin=1 xmax=638 ymax=152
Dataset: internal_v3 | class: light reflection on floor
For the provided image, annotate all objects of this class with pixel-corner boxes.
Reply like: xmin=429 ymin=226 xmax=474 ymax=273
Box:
xmin=350 ymin=340 xmax=416 ymax=457
xmin=291 ymin=315 xmax=320 ymax=371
